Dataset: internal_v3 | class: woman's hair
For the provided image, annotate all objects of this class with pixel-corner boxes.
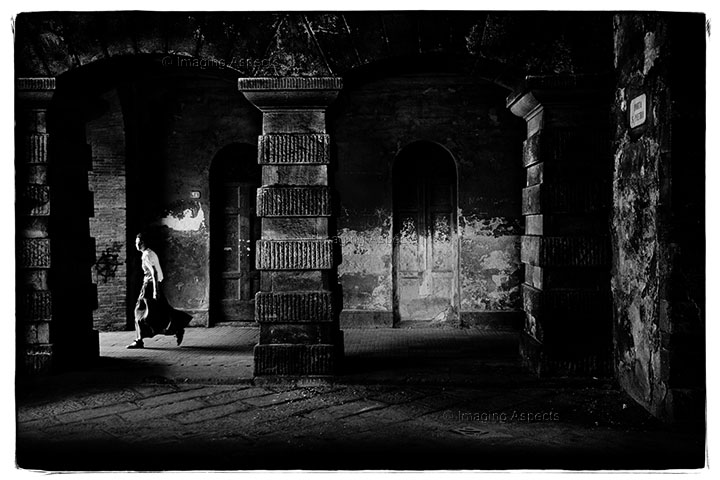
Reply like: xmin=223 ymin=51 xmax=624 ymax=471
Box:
xmin=136 ymin=232 xmax=147 ymax=247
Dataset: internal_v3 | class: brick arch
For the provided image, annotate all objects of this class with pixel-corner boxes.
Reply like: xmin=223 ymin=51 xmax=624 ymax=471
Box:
xmin=15 ymin=11 xmax=531 ymax=84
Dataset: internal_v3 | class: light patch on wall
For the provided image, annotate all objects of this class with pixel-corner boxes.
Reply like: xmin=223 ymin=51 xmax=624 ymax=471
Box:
xmin=643 ymin=32 xmax=659 ymax=75
xmin=159 ymin=206 xmax=206 ymax=231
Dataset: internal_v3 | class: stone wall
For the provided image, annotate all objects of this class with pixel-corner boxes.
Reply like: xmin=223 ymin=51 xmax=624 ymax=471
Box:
xmin=124 ymin=74 xmax=262 ymax=326
xmin=87 ymin=88 xmax=128 ymax=331
xmin=611 ymin=13 xmax=705 ymax=423
xmin=333 ymin=73 xmax=525 ymax=327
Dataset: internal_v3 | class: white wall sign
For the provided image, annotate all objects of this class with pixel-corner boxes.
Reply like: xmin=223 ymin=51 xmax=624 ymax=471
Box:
xmin=630 ymin=94 xmax=647 ymax=128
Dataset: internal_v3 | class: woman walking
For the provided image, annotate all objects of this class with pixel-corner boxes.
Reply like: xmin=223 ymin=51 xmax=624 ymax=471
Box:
xmin=127 ymin=233 xmax=192 ymax=349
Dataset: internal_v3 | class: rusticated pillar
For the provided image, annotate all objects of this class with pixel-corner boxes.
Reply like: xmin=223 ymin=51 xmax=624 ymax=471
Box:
xmin=239 ymin=78 xmax=343 ymax=377
xmin=508 ymin=75 xmax=613 ymax=376
xmin=16 ymin=78 xmax=100 ymax=375
xmin=16 ymin=78 xmax=57 ymax=374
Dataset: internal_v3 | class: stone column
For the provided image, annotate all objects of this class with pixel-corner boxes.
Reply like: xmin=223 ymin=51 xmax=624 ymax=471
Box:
xmin=508 ymin=75 xmax=612 ymax=376
xmin=238 ymin=78 xmax=343 ymax=377
xmin=16 ymin=78 xmax=57 ymax=374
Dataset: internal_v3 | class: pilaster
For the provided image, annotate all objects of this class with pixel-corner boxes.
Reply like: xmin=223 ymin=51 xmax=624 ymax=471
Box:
xmin=239 ymin=77 xmax=343 ymax=377
xmin=16 ymin=78 xmax=56 ymax=374
xmin=508 ymin=74 xmax=613 ymax=376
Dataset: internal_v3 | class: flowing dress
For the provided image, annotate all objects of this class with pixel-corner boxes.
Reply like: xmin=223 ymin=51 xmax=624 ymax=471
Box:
xmin=134 ymin=248 xmax=192 ymax=339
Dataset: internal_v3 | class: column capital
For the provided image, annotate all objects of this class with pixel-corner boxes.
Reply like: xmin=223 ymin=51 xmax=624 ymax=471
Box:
xmin=507 ymin=73 xmax=612 ymax=119
xmin=16 ymin=77 xmax=56 ymax=104
xmin=238 ymin=77 xmax=343 ymax=110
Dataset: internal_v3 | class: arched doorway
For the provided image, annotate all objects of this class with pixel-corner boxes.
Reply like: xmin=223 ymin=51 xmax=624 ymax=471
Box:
xmin=209 ymin=144 xmax=261 ymax=324
xmin=392 ymin=141 xmax=459 ymax=325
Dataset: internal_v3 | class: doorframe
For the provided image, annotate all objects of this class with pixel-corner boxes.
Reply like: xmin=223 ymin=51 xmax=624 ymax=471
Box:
xmin=390 ymin=140 xmax=461 ymax=327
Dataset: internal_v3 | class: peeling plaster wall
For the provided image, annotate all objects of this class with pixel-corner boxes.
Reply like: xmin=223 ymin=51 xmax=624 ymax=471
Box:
xmin=333 ymin=74 xmax=524 ymax=327
xmin=612 ymin=13 xmax=705 ymax=423
xmin=127 ymin=75 xmax=262 ymax=326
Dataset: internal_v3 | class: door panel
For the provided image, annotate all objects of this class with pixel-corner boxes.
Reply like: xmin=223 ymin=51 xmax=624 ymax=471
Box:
xmin=394 ymin=152 xmax=457 ymax=323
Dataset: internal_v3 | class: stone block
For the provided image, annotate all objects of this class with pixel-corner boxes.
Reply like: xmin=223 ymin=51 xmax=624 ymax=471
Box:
xmin=24 ymin=321 xmax=51 ymax=344
xmin=259 ymin=323 xmax=339 ymax=344
xmin=524 ymin=265 xmax=608 ymax=290
xmin=238 ymin=77 xmax=343 ymax=90
xmin=21 ymin=344 xmax=54 ymax=375
xmin=254 ymin=344 xmax=339 ymax=376
xmin=20 ymin=238 xmax=51 ymax=268
xmin=522 ymin=132 xmax=541 ymax=168
xmin=23 ymin=134 xmax=49 ymax=164
xmin=256 ymin=239 xmax=334 ymax=270
xmin=18 ymin=184 xmax=50 ymax=216
xmin=19 ymin=290 xmax=52 ymax=320
xmin=261 ymin=218 xmax=329 ymax=239
xmin=459 ymin=311 xmax=524 ymax=330
xmin=258 ymin=134 xmax=330 ymax=165
xmin=261 ymin=271 xmax=328 ymax=292
xmin=521 ymin=235 xmax=609 ymax=267
xmin=262 ymin=110 xmax=328 ymax=134
xmin=526 ymin=162 xmax=543 ymax=186
xmin=339 ymin=309 xmax=393 ymax=328
xmin=522 ymin=183 xmax=607 ymax=215
xmin=255 ymin=291 xmax=334 ymax=323
xmin=257 ymin=186 xmax=331 ymax=217
xmin=18 ymin=217 xmax=50 ymax=239
xmin=262 ymin=165 xmax=328 ymax=186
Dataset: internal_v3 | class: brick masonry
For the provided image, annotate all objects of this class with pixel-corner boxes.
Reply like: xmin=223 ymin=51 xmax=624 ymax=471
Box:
xmin=87 ymin=89 xmax=128 ymax=331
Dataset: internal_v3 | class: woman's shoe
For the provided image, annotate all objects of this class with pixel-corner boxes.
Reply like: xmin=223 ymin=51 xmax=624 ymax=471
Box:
xmin=176 ymin=329 xmax=184 ymax=346
xmin=126 ymin=339 xmax=144 ymax=349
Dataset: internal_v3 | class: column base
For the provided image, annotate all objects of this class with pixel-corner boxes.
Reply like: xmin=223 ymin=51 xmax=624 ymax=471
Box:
xmin=20 ymin=344 xmax=54 ymax=375
xmin=519 ymin=331 xmax=612 ymax=377
xmin=254 ymin=342 xmax=343 ymax=376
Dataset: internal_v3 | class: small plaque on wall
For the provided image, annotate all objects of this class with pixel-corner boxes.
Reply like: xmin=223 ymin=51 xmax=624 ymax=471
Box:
xmin=630 ymin=94 xmax=647 ymax=128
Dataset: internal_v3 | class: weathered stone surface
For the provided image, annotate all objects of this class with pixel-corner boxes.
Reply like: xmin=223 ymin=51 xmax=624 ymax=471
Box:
xmin=262 ymin=165 xmax=328 ymax=186
xmin=258 ymin=134 xmax=330 ymax=165
xmin=610 ymin=13 xmax=706 ymax=423
xmin=261 ymin=218 xmax=329 ymax=240
xmin=19 ymin=185 xmax=51 ymax=216
xmin=259 ymin=324 xmax=338 ymax=344
xmin=254 ymin=344 xmax=337 ymax=376
xmin=521 ymin=235 xmax=609 ymax=267
xmin=21 ymin=344 xmax=54 ymax=375
xmin=256 ymin=240 xmax=335 ymax=270
xmin=522 ymin=183 xmax=607 ymax=215
xmin=20 ymin=291 xmax=53 ymax=321
xmin=257 ymin=187 xmax=331 ymax=217
xmin=20 ymin=239 xmax=51 ymax=268
xmin=255 ymin=291 xmax=334 ymax=323
xmin=24 ymin=134 xmax=49 ymax=163
xmin=16 ymin=78 xmax=56 ymax=90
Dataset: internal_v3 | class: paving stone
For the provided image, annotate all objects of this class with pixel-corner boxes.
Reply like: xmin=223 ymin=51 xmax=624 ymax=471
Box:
xmin=172 ymin=401 xmax=253 ymax=424
xmin=241 ymin=389 xmax=309 ymax=407
xmin=54 ymin=401 xmax=140 ymax=424
xmin=118 ymin=399 xmax=206 ymax=423
xmin=135 ymin=387 xmax=232 ymax=408
xmin=366 ymin=387 xmax=433 ymax=404
xmin=201 ymin=387 xmax=273 ymax=406
xmin=303 ymin=399 xmax=387 ymax=421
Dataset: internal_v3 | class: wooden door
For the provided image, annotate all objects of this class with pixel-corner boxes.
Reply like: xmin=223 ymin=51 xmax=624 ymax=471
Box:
xmin=393 ymin=147 xmax=457 ymax=323
xmin=210 ymin=144 xmax=260 ymax=324
xmin=217 ymin=182 xmax=259 ymax=322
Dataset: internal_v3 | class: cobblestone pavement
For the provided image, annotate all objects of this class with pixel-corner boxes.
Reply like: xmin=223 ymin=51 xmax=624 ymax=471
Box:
xmin=16 ymin=327 xmax=705 ymax=471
